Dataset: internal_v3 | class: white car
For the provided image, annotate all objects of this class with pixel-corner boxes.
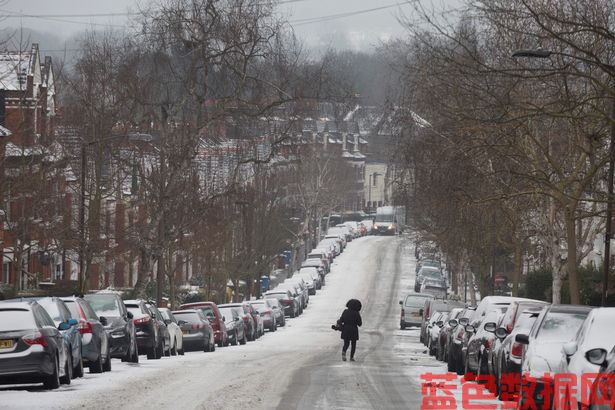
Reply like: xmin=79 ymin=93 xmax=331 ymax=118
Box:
xmin=360 ymin=219 xmax=374 ymax=234
xmin=158 ymin=308 xmax=184 ymax=355
xmin=299 ymin=266 xmax=322 ymax=289
xmin=556 ymin=307 xmax=615 ymax=408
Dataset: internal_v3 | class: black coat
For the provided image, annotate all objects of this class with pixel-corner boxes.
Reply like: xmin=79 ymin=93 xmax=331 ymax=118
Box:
xmin=338 ymin=308 xmax=362 ymax=341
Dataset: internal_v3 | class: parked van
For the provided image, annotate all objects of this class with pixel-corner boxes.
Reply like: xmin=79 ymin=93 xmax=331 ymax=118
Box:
xmin=400 ymin=292 xmax=434 ymax=329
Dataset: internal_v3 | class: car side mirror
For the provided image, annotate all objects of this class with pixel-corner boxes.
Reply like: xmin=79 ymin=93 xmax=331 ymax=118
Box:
xmin=484 ymin=322 xmax=497 ymax=333
xmin=127 ymin=311 xmax=134 ymax=319
xmin=515 ymin=333 xmax=529 ymax=345
xmin=563 ymin=341 xmax=578 ymax=357
xmin=448 ymin=319 xmax=458 ymax=327
xmin=164 ymin=319 xmax=171 ymax=325
xmin=494 ymin=327 xmax=508 ymax=339
xmin=177 ymin=320 xmax=187 ymax=326
xmin=68 ymin=318 xmax=79 ymax=327
xmin=465 ymin=324 xmax=475 ymax=333
xmin=419 ymin=309 xmax=424 ymax=316
xmin=399 ymin=300 xmax=403 ymax=305
xmin=586 ymin=348 xmax=608 ymax=366
xmin=99 ymin=316 xmax=108 ymax=326
xmin=222 ymin=316 xmax=226 ymax=322
xmin=58 ymin=321 xmax=71 ymax=331
xmin=436 ymin=321 xmax=444 ymax=327
xmin=234 ymin=317 xmax=240 ymax=321
xmin=207 ymin=317 xmax=215 ymax=323
xmin=459 ymin=318 xmax=469 ymax=326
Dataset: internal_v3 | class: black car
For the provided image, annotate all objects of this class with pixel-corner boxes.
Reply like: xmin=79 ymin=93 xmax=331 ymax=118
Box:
xmin=84 ymin=293 xmax=138 ymax=362
xmin=124 ymin=299 xmax=164 ymax=360
xmin=145 ymin=302 xmax=171 ymax=356
xmin=61 ymin=296 xmax=114 ymax=371
xmin=218 ymin=306 xmax=247 ymax=346
xmin=0 ymin=301 xmax=72 ymax=389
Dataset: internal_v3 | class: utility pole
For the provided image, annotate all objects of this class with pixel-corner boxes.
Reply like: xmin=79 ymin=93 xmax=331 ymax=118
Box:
xmin=603 ymin=95 xmax=615 ymax=306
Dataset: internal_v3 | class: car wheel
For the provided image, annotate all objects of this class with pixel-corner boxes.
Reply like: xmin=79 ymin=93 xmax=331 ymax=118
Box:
xmin=43 ymin=357 xmax=60 ymax=390
xmin=74 ymin=353 xmax=84 ymax=378
xmin=102 ymin=348 xmax=112 ymax=372
xmin=60 ymin=354 xmax=72 ymax=385
xmin=210 ymin=337 xmax=216 ymax=352
xmin=290 ymin=309 xmax=296 ymax=318
xmin=400 ymin=323 xmax=406 ymax=330
xmin=203 ymin=338 xmax=209 ymax=352
xmin=155 ymin=340 xmax=163 ymax=359
xmin=89 ymin=352 xmax=103 ymax=373
xmin=131 ymin=344 xmax=139 ymax=363
xmin=179 ymin=346 xmax=185 ymax=355
xmin=447 ymin=353 xmax=455 ymax=372
xmin=217 ymin=340 xmax=224 ymax=348
xmin=464 ymin=355 xmax=475 ymax=381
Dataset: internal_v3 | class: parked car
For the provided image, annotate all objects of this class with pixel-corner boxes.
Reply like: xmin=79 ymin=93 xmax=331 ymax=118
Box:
xmin=84 ymin=293 xmax=138 ymax=363
xmin=446 ymin=307 xmax=476 ymax=373
xmin=263 ymin=297 xmax=285 ymax=327
xmin=243 ymin=302 xmax=264 ymax=339
xmin=217 ymin=306 xmax=247 ymax=345
xmin=221 ymin=303 xmax=257 ymax=341
xmin=61 ymin=296 xmax=113 ymax=372
xmin=420 ymin=279 xmax=447 ymax=299
xmin=588 ymin=345 xmax=615 ymax=410
xmin=427 ymin=311 xmax=449 ymax=356
xmin=436 ymin=307 xmax=464 ymax=361
xmin=306 ymin=250 xmax=330 ymax=273
xmin=492 ymin=308 xmax=542 ymax=400
xmin=301 ymin=260 xmax=326 ymax=284
xmin=360 ymin=219 xmax=374 ymax=234
xmin=145 ymin=302 xmax=171 ymax=355
xmin=556 ymin=307 xmax=615 ymax=409
xmin=34 ymin=297 xmax=85 ymax=377
xmin=284 ymin=277 xmax=310 ymax=308
xmin=515 ymin=304 xmax=592 ymax=410
xmin=0 ymin=301 xmax=71 ymax=389
xmin=158 ymin=308 xmax=184 ymax=355
xmin=277 ymin=281 xmax=307 ymax=312
xmin=295 ymin=270 xmax=319 ymax=294
xmin=180 ymin=301 xmax=228 ymax=347
xmin=415 ymin=266 xmax=443 ymax=292
xmin=399 ymin=292 xmax=434 ymax=329
xmin=172 ymin=309 xmax=215 ymax=352
xmin=249 ymin=300 xmax=277 ymax=332
xmin=124 ymin=299 xmax=164 ymax=360
xmin=264 ymin=290 xmax=299 ymax=318
xmin=300 ymin=266 xmax=323 ymax=288
xmin=420 ymin=299 xmax=464 ymax=345
xmin=464 ymin=308 xmax=506 ymax=376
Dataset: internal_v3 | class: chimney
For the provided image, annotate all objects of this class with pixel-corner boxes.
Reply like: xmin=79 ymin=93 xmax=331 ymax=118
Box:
xmin=342 ymin=133 xmax=347 ymax=152
xmin=353 ymin=134 xmax=359 ymax=152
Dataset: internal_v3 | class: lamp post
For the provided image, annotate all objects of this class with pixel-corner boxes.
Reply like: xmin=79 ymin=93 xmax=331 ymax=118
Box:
xmin=512 ymin=49 xmax=615 ymax=306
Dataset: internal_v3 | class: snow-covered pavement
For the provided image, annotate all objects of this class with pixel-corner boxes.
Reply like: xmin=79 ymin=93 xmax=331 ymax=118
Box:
xmin=0 ymin=235 xmax=503 ymax=409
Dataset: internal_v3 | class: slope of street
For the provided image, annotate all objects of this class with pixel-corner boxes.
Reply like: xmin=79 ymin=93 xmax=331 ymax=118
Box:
xmin=1 ymin=236 xmax=425 ymax=410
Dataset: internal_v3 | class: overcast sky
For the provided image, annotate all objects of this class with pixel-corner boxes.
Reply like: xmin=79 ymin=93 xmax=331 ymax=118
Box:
xmin=1 ymin=0 xmax=416 ymax=53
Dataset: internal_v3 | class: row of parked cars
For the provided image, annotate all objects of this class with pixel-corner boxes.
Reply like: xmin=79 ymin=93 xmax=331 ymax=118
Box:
xmin=0 ymin=224 xmax=357 ymax=390
xmin=401 ymin=290 xmax=615 ymax=408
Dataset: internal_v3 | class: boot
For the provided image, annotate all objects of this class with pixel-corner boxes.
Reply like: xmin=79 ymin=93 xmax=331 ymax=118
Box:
xmin=342 ymin=351 xmax=347 ymax=361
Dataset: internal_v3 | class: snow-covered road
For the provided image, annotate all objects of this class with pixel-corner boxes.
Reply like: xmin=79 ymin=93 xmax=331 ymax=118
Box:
xmin=0 ymin=235 xmax=457 ymax=409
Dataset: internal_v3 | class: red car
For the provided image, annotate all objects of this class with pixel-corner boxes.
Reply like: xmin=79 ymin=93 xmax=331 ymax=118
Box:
xmin=179 ymin=302 xmax=228 ymax=347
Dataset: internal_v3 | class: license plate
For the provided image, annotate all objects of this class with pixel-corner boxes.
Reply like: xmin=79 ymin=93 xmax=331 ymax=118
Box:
xmin=182 ymin=330 xmax=190 ymax=335
xmin=0 ymin=339 xmax=14 ymax=349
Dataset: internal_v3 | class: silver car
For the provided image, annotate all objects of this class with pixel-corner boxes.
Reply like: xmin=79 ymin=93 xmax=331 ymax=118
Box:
xmin=159 ymin=308 xmax=184 ymax=355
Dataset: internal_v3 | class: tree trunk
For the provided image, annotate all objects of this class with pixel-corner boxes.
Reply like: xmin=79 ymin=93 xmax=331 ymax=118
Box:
xmin=133 ymin=248 xmax=151 ymax=298
xmin=511 ymin=241 xmax=523 ymax=297
xmin=565 ymin=206 xmax=580 ymax=304
xmin=552 ymin=270 xmax=563 ymax=304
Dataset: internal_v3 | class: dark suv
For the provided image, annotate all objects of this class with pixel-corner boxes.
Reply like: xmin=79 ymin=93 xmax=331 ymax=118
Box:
xmin=124 ymin=299 xmax=165 ymax=360
xmin=84 ymin=293 xmax=138 ymax=362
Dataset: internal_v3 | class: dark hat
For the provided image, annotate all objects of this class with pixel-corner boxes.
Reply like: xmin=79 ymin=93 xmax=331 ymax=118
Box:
xmin=346 ymin=298 xmax=362 ymax=312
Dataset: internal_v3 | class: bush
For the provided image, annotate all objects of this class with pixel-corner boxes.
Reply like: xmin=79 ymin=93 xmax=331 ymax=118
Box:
xmin=520 ymin=267 xmax=552 ymax=302
xmin=0 ymin=284 xmax=16 ymax=300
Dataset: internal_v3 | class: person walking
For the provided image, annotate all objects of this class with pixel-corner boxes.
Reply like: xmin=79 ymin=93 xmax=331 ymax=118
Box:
xmin=337 ymin=299 xmax=362 ymax=361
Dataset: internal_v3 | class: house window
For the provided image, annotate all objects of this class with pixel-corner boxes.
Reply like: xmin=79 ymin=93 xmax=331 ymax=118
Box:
xmin=2 ymin=261 xmax=10 ymax=283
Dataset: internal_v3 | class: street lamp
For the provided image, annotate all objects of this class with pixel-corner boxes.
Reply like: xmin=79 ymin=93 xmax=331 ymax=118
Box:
xmin=512 ymin=49 xmax=615 ymax=306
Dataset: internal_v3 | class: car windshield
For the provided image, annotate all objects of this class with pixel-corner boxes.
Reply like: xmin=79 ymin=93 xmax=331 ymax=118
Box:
xmin=537 ymin=312 xmax=588 ymax=341
xmin=405 ymin=295 xmax=431 ymax=308
xmin=160 ymin=310 xmax=171 ymax=321
xmin=375 ymin=214 xmax=393 ymax=222
xmin=126 ymin=306 xmax=143 ymax=317
xmin=218 ymin=307 xmax=235 ymax=320
xmin=421 ymin=269 xmax=441 ymax=278
xmin=0 ymin=309 xmax=37 ymax=331
xmin=37 ymin=300 xmax=62 ymax=323
xmin=63 ymin=301 xmax=81 ymax=319
xmin=515 ymin=313 xmax=538 ymax=331
xmin=85 ymin=295 xmax=121 ymax=316
xmin=173 ymin=311 xmax=200 ymax=323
